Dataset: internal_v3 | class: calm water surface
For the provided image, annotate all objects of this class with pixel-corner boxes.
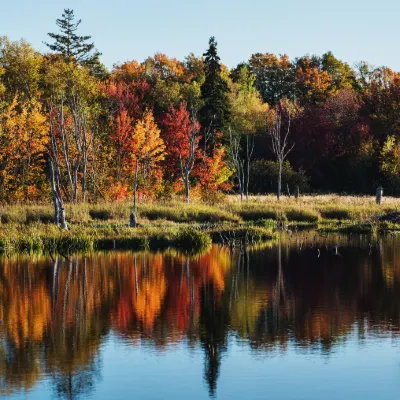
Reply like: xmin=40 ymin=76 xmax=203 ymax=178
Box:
xmin=1 ymin=233 xmax=400 ymax=399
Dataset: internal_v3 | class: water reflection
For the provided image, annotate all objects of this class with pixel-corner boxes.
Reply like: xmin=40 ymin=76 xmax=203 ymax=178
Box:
xmin=1 ymin=233 xmax=400 ymax=398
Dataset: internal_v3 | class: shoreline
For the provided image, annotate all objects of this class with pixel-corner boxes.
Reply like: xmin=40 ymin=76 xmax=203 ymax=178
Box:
xmin=1 ymin=196 xmax=400 ymax=254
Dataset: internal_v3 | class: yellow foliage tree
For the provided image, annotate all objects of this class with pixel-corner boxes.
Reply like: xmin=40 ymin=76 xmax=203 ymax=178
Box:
xmin=128 ymin=109 xmax=165 ymax=226
xmin=0 ymin=96 xmax=48 ymax=200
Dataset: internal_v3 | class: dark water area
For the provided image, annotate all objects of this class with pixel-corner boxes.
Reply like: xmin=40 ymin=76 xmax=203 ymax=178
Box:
xmin=1 ymin=232 xmax=400 ymax=399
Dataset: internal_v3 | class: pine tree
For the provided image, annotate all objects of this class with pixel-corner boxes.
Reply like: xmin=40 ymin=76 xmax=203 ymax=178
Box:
xmin=81 ymin=50 xmax=109 ymax=81
xmin=45 ymin=8 xmax=107 ymax=80
xmin=200 ymin=37 xmax=231 ymax=136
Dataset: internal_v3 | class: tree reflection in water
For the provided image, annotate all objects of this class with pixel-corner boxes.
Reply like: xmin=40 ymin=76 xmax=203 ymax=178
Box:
xmin=1 ymin=233 xmax=400 ymax=397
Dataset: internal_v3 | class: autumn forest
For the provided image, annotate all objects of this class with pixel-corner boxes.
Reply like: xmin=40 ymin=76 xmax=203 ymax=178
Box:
xmin=4 ymin=6 xmax=400 ymax=399
xmin=2 ymin=8 xmax=400 ymax=220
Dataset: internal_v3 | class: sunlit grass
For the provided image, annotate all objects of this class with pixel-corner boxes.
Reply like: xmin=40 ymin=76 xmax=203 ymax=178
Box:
xmin=1 ymin=194 xmax=400 ymax=254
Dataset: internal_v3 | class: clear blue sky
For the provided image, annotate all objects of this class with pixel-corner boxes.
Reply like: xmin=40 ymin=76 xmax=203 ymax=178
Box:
xmin=2 ymin=0 xmax=399 ymax=70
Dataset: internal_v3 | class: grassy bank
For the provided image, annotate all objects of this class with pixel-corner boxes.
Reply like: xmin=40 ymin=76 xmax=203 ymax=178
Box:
xmin=3 ymin=195 xmax=399 ymax=224
xmin=0 ymin=221 xmax=277 ymax=255
xmin=1 ymin=194 xmax=399 ymax=254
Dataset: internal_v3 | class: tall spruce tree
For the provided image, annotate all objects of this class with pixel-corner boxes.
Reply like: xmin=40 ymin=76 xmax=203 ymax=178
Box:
xmin=200 ymin=37 xmax=230 ymax=136
xmin=45 ymin=9 xmax=95 ymax=61
xmin=45 ymin=9 xmax=108 ymax=79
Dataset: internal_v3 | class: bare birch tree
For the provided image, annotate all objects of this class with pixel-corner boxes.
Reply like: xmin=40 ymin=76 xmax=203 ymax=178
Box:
xmin=181 ymin=110 xmax=201 ymax=203
xmin=43 ymin=57 xmax=98 ymax=212
xmin=269 ymin=110 xmax=294 ymax=200
xmin=48 ymin=103 xmax=68 ymax=229
xmin=229 ymin=128 xmax=244 ymax=201
xmin=229 ymin=129 xmax=255 ymax=201
xmin=228 ymin=65 xmax=267 ymax=201
xmin=69 ymin=92 xmax=95 ymax=203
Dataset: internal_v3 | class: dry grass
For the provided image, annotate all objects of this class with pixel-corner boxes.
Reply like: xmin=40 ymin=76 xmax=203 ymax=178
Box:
xmin=226 ymin=194 xmax=400 ymax=206
xmin=226 ymin=194 xmax=399 ymax=222
xmin=0 ymin=194 xmax=399 ymax=254
xmin=0 ymin=194 xmax=398 ymax=226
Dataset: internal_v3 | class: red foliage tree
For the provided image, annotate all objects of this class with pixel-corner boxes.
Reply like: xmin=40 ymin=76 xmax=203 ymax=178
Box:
xmin=161 ymin=102 xmax=201 ymax=202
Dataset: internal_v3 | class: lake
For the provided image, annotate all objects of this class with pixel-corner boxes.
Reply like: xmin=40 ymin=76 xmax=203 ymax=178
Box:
xmin=1 ymin=232 xmax=400 ymax=399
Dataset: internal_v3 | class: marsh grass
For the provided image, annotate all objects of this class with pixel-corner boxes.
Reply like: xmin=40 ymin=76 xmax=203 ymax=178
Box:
xmin=0 ymin=222 xmax=245 ymax=254
xmin=139 ymin=203 xmax=240 ymax=223
xmin=319 ymin=207 xmax=352 ymax=220
xmin=1 ymin=195 xmax=398 ymax=226
xmin=1 ymin=194 xmax=400 ymax=254
xmin=285 ymin=208 xmax=320 ymax=223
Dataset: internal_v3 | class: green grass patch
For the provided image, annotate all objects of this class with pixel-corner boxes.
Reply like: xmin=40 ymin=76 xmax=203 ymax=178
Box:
xmin=174 ymin=227 xmax=212 ymax=249
xmin=318 ymin=222 xmax=372 ymax=234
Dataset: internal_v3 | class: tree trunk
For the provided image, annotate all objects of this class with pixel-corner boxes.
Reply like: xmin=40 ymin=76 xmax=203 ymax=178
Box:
xmin=73 ymin=167 xmax=79 ymax=203
xmin=82 ymin=163 xmax=87 ymax=203
xmin=55 ymin=162 xmax=68 ymax=230
xmin=376 ymin=186 xmax=383 ymax=205
xmin=130 ymin=161 xmax=139 ymax=227
xmin=50 ymin=162 xmax=60 ymax=225
xmin=58 ymin=201 xmax=68 ymax=230
xmin=237 ymin=161 xmax=244 ymax=202
xmin=277 ymin=161 xmax=282 ymax=200
xmin=245 ymin=135 xmax=252 ymax=200
xmin=184 ymin=168 xmax=190 ymax=203
xmin=237 ymin=164 xmax=243 ymax=202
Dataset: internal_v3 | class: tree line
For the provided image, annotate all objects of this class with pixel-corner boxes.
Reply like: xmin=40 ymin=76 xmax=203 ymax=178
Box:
xmin=1 ymin=9 xmax=400 ymax=224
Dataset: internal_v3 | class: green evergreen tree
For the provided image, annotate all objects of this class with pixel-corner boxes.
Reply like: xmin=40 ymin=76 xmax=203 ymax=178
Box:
xmin=45 ymin=9 xmax=108 ymax=79
xmin=200 ymin=37 xmax=231 ymax=136
xmin=81 ymin=50 xmax=109 ymax=81
xmin=45 ymin=9 xmax=95 ymax=61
